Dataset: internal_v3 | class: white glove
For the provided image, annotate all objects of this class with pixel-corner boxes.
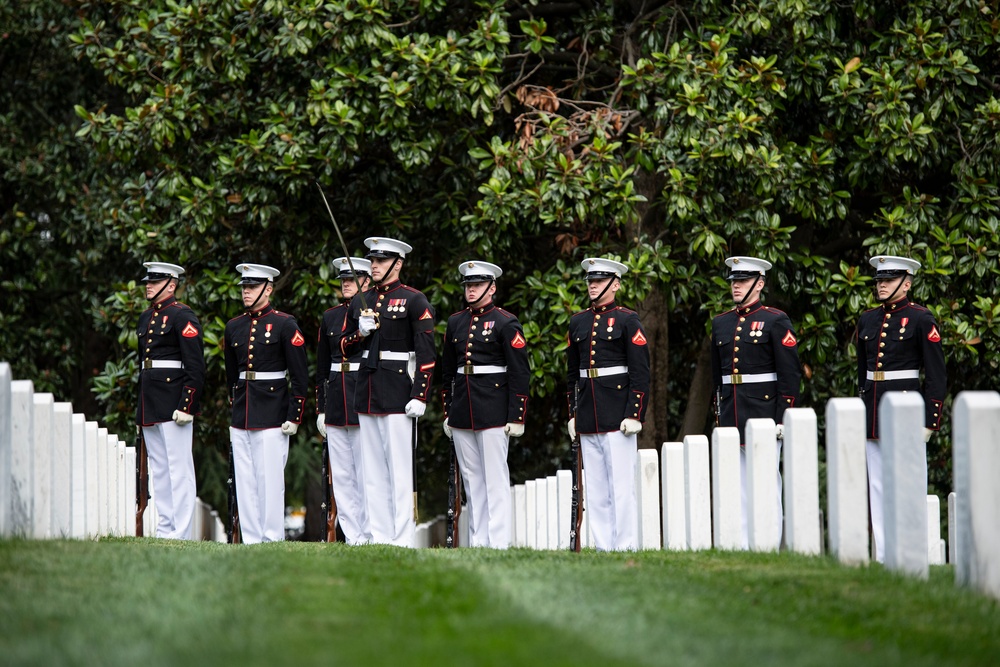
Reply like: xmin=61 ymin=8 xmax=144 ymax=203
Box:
xmin=775 ymin=423 xmax=784 ymax=440
xmin=505 ymin=422 xmax=525 ymax=438
xmin=316 ymin=414 xmax=327 ymax=437
xmin=281 ymin=421 xmax=298 ymax=436
xmin=359 ymin=313 xmax=378 ymax=338
xmin=404 ymin=399 xmax=426 ymax=418
xmin=172 ymin=410 xmax=193 ymax=426
xmin=924 ymin=427 xmax=933 ymax=443
xmin=442 ymin=418 xmax=452 ymax=439
xmin=620 ymin=418 xmax=642 ymax=435
xmin=567 ymin=417 xmax=576 ymax=440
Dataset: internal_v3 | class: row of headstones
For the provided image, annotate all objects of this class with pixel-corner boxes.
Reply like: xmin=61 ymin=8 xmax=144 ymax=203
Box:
xmin=0 ymin=362 xmax=226 ymax=541
xmin=503 ymin=392 xmax=1000 ymax=600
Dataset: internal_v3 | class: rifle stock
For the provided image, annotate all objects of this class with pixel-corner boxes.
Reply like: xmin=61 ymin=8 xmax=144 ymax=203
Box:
xmin=322 ymin=437 xmax=339 ymax=542
xmin=227 ymin=443 xmax=242 ymax=544
xmin=569 ymin=430 xmax=584 ymax=552
xmin=412 ymin=416 xmax=419 ymax=523
xmin=569 ymin=384 xmax=584 ymax=552
xmin=445 ymin=448 xmax=462 ymax=548
xmin=135 ymin=430 xmax=149 ymax=536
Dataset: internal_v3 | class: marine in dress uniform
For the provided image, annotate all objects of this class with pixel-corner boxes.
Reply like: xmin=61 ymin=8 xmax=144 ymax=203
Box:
xmin=340 ymin=237 xmax=436 ymax=547
xmin=315 ymin=257 xmax=372 ymax=545
xmin=440 ymin=261 xmax=529 ymax=548
xmin=565 ymin=258 xmax=650 ymax=551
xmin=224 ymin=263 xmax=309 ymax=544
xmin=710 ymin=256 xmax=801 ymax=546
xmin=856 ymin=255 xmax=946 ymax=563
xmin=136 ymin=261 xmax=205 ymax=539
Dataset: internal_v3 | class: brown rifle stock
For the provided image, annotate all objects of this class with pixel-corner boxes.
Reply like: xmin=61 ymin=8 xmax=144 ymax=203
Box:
xmin=135 ymin=430 xmax=149 ymax=536
xmin=322 ymin=438 xmax=339 ymax=542
xmin=570 ymin=430 xmax=584 ymax=552
xmin=445 ymin=448 xmax=463 ymax=548
xmin=569 ymin=383 xmax=584 ymax=552
xmin=227 ymin=443 xmax=242 ymax=544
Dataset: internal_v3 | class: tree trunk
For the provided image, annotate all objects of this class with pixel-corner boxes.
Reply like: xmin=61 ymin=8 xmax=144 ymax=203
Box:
xmin=679 ymin=335 xmax=713 ymax=440
xmin=636 ymin=288 xmax=669 ymax=449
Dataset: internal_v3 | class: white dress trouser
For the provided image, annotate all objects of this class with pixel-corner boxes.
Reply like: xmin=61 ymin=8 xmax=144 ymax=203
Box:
xmin=230 ymin=427 xmax=289 ymax=544
xmin=865 ymin=439 xmax=884 ymax=563
xmin=142 ymin=421 xmax=196 ymax=540
xmin=580 ymin=430 xmax=637 ymax=551
xmin=452 ymin=427 xmax=511 ymax=548
xmin=740 ymin=440 xmax=784 ymax=549
xmin=327 ymin=425 xmax=371 ymax=545
xmin=358 ymin=413 xmax=415 ymax=547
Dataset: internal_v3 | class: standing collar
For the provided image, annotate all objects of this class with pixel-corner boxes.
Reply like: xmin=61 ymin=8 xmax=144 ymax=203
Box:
xmin=152 ymin=295 xmax=177 ymax=310
xmin=469 ymin=302 xmax=496 ymax=316
xmin=592 ymin=301 xmax=617 ymax=314
xmin=736 ymin=299 xmax=762 ymax=316
xmin=883 ymin=297 xmax=910 ymax=313
xmin=377 ymin=279 xmax=401 ymax=293
xmin=248 ymin=304 xmax=275 ymax=318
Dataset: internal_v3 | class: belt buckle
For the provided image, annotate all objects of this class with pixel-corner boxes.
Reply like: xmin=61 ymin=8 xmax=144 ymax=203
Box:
xmin=464 ymin=363 xmax=475 ymax=375
xmin=341 ymin=362 xmax=352 ymax=373
xmin=586 ymin=368 xmax=599 ymax=379
xmin=143 ymin=359 xmax=153 ymax=369
xmin=245 ymin=371 xmax=256 ymax=380
xmin=731 ymin=374 xmax=743 ymax=385
xmin=872 ymin=371 xmax=885 ymax=382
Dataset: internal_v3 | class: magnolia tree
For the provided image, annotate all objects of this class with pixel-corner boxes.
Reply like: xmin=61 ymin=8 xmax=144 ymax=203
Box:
xmin=4 ymin=0 xmax=999 ymax=524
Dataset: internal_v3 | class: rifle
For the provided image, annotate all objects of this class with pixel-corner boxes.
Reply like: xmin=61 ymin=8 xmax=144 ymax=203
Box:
xmin=322 ymin=435 xmax=339 ymax=542
xmin=569 ymin=384 xmax=584 ymax=552
xmin=135 ymin=428 xmax=149 ymax=536
xmin=412 ymin=415 xmax=419 ymax=523
xmin=445 ymin=437 xmax=463 ymax=548
xmin=715 ymin=386 xmax=722 ymax=427
xmin=227 ymin=442 xmax=242 ymax=544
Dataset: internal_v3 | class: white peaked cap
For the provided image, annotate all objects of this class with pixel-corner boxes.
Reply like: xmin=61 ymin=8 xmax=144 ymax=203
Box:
xmin=364 ymin=237 xmax=412 ymax=259
xmin=870 ymin=255 xmax=921 ymax=276
xmin=142 ymin=262 xmax=185 ymax=281
xmin=235 ymin=263 xmax=280 ymax=285
xmin=458 ymin=260 xmax=503 ymax=282
xmin=581 ymin=257 xmax=628 ymax=279
xmin=725 ymin=256 xmax=772 ymax=279
xmin=333 ymin=257 xmax=372 ymax=277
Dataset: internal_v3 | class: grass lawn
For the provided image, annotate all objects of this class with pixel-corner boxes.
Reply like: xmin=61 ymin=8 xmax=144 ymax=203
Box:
xmin=1 ymin=538 xmax=998 ymax=666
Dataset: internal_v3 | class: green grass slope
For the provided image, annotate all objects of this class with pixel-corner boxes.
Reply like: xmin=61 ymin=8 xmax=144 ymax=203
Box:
xmin=1 ymin=539 xmax=998 ymax=667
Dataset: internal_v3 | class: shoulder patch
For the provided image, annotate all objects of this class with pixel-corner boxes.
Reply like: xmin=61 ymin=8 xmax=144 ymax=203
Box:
xmin=181 ymin=322 xmax=199 ymax=338
xmin=781 ymin=330 xmax=797 ymax=347
xmin=511 ymin=332 xmax=526 ymax=349
xmin=419 ymin=309 xmax=433 ymax=321
xmin=631 ymin=330 xmax=647 ymax=346
xmin=291 ymin=331 xmax=306 ymax=346
xmin=927 ymin=325 xmax=941 ymax=343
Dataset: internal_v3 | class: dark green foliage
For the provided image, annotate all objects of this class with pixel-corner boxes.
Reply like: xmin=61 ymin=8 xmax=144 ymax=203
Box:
xmin=3 ymin=0 xmax=999 ymax=523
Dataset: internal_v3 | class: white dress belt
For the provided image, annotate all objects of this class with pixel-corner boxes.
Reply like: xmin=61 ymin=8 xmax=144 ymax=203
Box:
xmin=722 ymin=372 xmax=778 ymax=385
xmin=239 ymin=370 xmax=287 ymax=381
xmin=457 ymin=365 xmax=507 ymax=375
xmin=331 ymin=362 xmax=361 ymax=372
xmin=142 ymin=359 xmax=183 ymax=369
xmin=361 ymin=350 xmax=411 ymax=362
xmin=867 ymin=369 xmax=920 ymax=381
xmin=580 ymin=365 xmax=629 ymax=378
